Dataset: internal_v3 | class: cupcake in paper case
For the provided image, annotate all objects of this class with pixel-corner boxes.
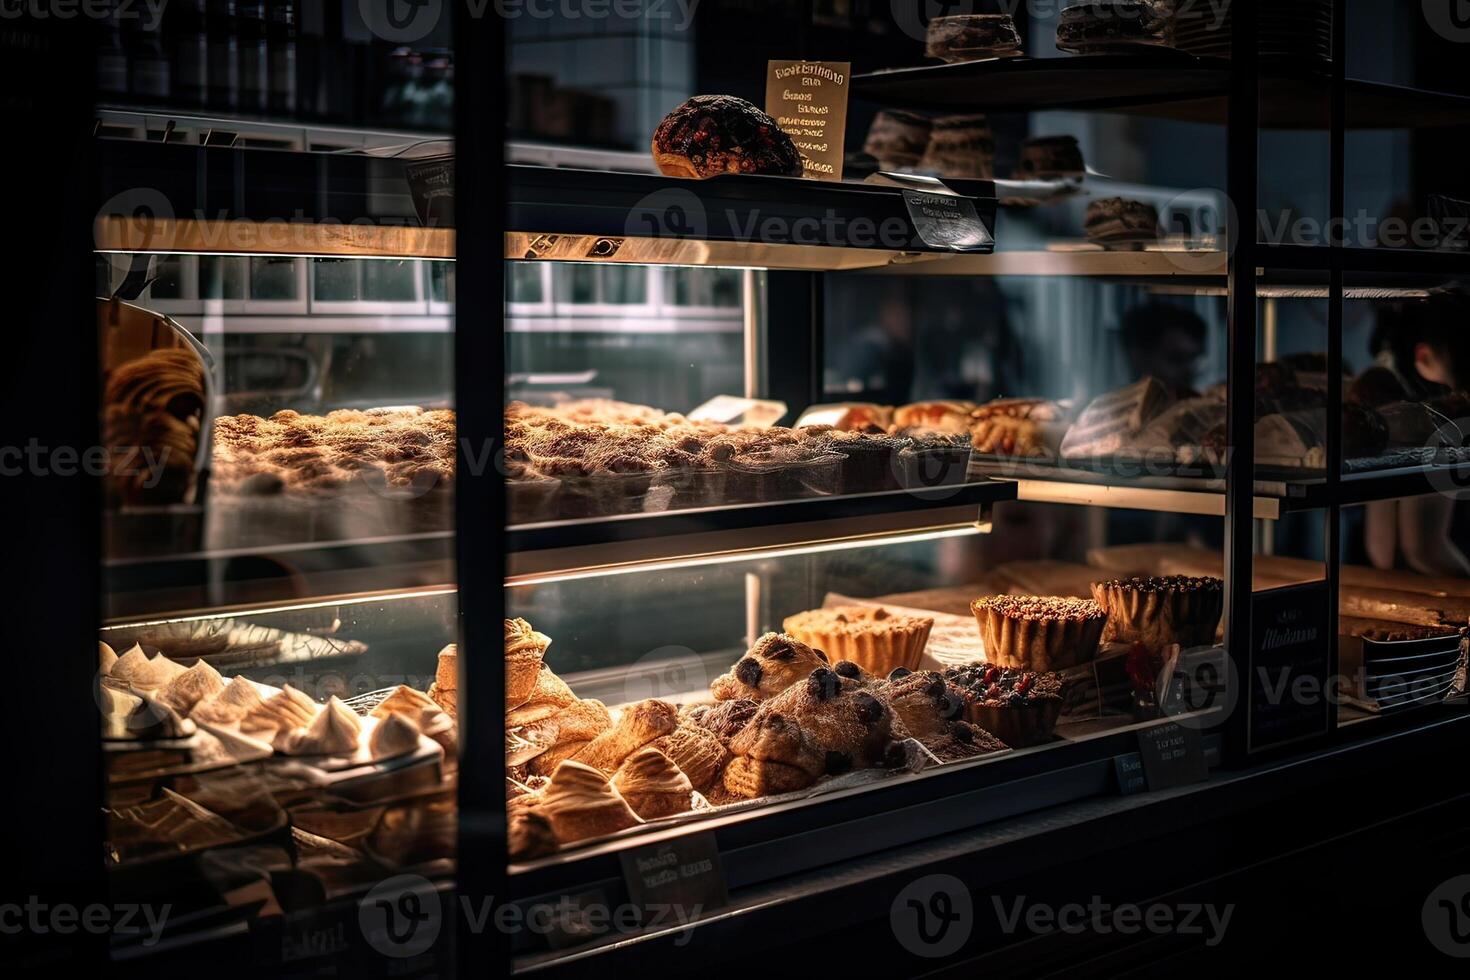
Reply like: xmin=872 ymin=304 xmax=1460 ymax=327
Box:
xmin=943 ymin=664 xmax=1064 ymax=748
xmin=782 ymin=605 xmax=934 ymax=677
xmin=1091 ymin=575 xmax=1224 ymax=649
xmin=970 ymin=595 xmax=1108 ymax=672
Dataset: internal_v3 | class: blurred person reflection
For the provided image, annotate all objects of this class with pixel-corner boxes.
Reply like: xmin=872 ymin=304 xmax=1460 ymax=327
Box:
xmin=1351 ymin=293 xmax=1470 ymax=575
xmin=1118 ymin=302 xmax=1207 ymax=398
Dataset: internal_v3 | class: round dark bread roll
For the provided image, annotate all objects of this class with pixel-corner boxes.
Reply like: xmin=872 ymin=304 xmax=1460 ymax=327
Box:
xmin=651 ymin=95 xmax=803 ymax=179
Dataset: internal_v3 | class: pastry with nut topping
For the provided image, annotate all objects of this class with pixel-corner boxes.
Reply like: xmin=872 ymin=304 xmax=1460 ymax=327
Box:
xmin=1091 ymin=575 xmax=1224 ymax=649
xmin=970 ymin=595 xmax=1108 ymax=671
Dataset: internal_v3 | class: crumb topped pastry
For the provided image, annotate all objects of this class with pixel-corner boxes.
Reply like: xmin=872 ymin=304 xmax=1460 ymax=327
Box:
xmin=970 ymin=596 xmax=1108 ymax=671
xmin=1092 ymin=575 xmax=1224 ymax=649
xmin=651 ymin=95 xmax=803 ymax=179
xmin=782 ymin=606 xmax=935 ymax=676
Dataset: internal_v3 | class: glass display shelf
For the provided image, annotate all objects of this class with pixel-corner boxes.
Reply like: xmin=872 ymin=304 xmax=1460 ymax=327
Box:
xmin=852 ymin=53 xmax=1470 ymax=129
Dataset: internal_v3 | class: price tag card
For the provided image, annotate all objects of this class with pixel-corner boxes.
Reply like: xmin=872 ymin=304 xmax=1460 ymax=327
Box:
xmin=901 ymin=189 xmax=995 ymax=251
xmin=618 ymin=832 xmax=729 ymax=930
xmin=1135 ymin=721 xmax=1209 ymax=792
xmin=1113 ymin=751 xmax=1149 ymax=796
xmin=766 ymin=60 xmax=850 ymax=181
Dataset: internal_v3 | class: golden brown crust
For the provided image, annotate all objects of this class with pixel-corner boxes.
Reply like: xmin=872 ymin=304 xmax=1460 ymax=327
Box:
xmin=540 ymin=761 xmax=642 ymax=844
xmin=1091 ymin=576 xmax=1224 ymax=648
xmin=651 ymin=724 xmax=731 ymax=793
xmin=782 ymin=606 xmax=934 ymax=676
xmin=507 ymin=807 xmax=558 ymax=861
xmin=611 ymin=748 xmax=696 ymax=820
xmin=970 ymin=596 xmax=1108 ymax=671
xmin=504 ymin=619 xmax=551 ymax=708
xmin=573 ymin=700 xmax=678 ymax=774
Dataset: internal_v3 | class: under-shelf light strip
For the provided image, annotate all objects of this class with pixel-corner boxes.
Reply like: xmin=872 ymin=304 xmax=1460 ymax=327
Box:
xmin=507 ymin=524 xmax=986 ymax=587
xmin=103 ymin=586 xmax=459 ymax=631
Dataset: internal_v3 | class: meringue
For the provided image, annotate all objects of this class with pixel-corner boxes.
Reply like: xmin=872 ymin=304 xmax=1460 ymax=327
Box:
xmin=161 ymin=660 xmax=225 ymax=715
xmin=277 ymin=696 xmax=362 ymax=755
xmin=191 ymin=677 xmax=265 ymax=725
xmin=240 ymin=683 xmax=316 ymax=733
xmin=369 ymin=713 xmax=421 ymax=761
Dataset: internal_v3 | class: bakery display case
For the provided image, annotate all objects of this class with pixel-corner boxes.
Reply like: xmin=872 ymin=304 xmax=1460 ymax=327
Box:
xmin=28 ymin=1 xmax=1466 ymax=975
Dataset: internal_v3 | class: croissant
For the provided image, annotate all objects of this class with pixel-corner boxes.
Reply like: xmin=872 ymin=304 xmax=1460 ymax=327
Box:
xmin=573 ymin=699 xmax=678 ymax=774
xmin=505 ymin=618 xmax=552 ymax=708
xmin=612 ymin=748 xmax=696 ymax=820
xmin=190 ymin=677 xmax=264 ymax=725
xmin=504 ymin=667 xmax=578 ymax=727
xmin=508 ymin=807 xmax=558 ymax=861
xmin=709 ymin=633 xmax=829 ymax=702
xmin=240 ymin=683 xmax=317 ymax=734
xmin=539 ymin=761 xmax=642 ymax=844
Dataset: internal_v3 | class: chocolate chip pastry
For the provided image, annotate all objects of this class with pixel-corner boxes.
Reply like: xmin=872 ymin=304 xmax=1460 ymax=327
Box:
xmin=723 ymin=666 xmax=905 ymax=799
xmin=710 ymin=632 xmax=830 ymax=701
xmin=681 ymin=698 xmax=759 ymax=740
xmin=876 ymin=668 xmax=1009 ymax=762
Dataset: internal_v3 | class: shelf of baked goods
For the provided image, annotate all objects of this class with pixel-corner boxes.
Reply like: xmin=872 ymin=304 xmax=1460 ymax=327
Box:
xmin=97 ymin=585 xmax=459 ymax=958
xmin=829 ymin=365 xmax=1470 ymax=521
xmin=501 ymin=399 xmax=1015 ymax=580
xmin=853 ymin=54 xmax=1470 ymax=130
xmin=505 ymin=164 xmax=997 ymax=272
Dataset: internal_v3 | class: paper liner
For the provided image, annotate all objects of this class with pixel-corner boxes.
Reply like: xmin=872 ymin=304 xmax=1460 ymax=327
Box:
xmin=970 ymin=602 xmax=1107 ymax=672
xmin=1092 ymin=579 xmax=1224 ymax=648
xmin=783 ymin=618 xmax=933 ymax=676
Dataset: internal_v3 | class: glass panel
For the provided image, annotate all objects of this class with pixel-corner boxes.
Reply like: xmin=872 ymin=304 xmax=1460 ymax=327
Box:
xmin=199 ymin=254 xmax=246 ymax=300
xmin=94 ymin=0 xmax=458 ymax=961
xmin=362 ymin=259 xmax=421 ymax=302
xmin=249 ymin=256 xmax=297 ymax=300
xmin=312 ymin=258 xmax=359 ymax=302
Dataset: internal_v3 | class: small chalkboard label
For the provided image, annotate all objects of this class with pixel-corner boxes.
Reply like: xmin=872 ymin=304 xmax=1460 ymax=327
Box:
xmin=901 ymin=189 xmax=994 ymax=252
xmin=1136 ymin=722 xmax=1209 ymax=791
xmin=618 ymin=831 xmax=729 ymax=930
xmin=404 ymin=155 xmax=455 ymax=227
xmin=1113 ymin=751 xmax=1149 ymax=796
xmin=1249 ymin=582 xmax=1330 ymax=752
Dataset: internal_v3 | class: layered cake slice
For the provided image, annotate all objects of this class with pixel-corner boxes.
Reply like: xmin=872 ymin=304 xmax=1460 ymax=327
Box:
xmin=1060 ymin=377 xmax=1174 ymax=459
